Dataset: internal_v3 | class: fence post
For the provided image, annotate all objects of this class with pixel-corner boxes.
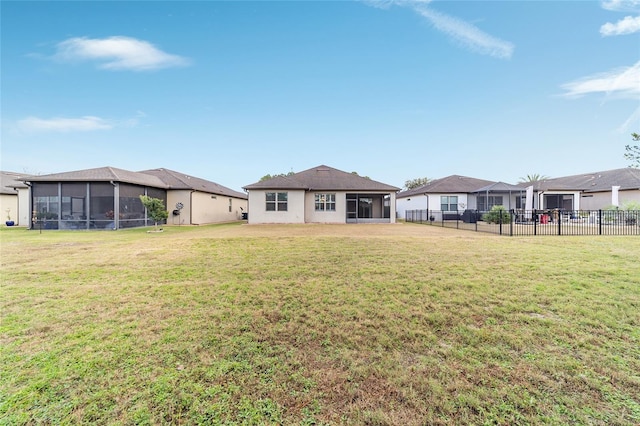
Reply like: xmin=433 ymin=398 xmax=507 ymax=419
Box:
xmin=533 ymin=209 xmax=537 ymax=236
xmin=599 ymin=209 xmax=602 ymax=235
xmin=509 ymin=209 xmax=514 ymax=236
xmin=558 ymin=209 xmax=562 ymax=236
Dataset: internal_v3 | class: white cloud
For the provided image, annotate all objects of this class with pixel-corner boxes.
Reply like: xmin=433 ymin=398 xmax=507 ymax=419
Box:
xmin=54 ymin=36 xmax=190 ymax=71
xmin=362 ymin=0 xmax=432 ymax=10
xmin=617 ymin=104 xmax=640 ymax=132
xmin=18 ymin=116 xmax=113 ymax=132
xmin=600 ymin=15 xmax=640 ymax=35
xmin=363 ymin=0 xmax=514 ymax=59
xmin=561 ymin=61 xmax=640 ymax=98
xmin=121 ymin=111 xmax=148 ymax=128
xmin=414 ymin=5 xmax=514 ymax=59
xmin=601 ymin=0 xmax=640 ymax=12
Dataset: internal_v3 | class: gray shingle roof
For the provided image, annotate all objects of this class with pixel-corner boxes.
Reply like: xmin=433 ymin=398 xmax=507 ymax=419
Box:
xmin=398 ymin=175 xmax=496 ymax=198
xmin=140 ymin=168 xmax=247 ymax=199
xmin=528 ymin=168 xmax=640 ymax=192
xmin=21 ymin=166 xmax=168 ymax=188
xmin=1 ymin=171 xmax=29 ymax=195
xmin=243 ymin=165 xmax=400 ymax=192
xmin=473 ymin=182 xmax=524 ymax=193
xmin=19 ymin=166 xmax=247 ymax=198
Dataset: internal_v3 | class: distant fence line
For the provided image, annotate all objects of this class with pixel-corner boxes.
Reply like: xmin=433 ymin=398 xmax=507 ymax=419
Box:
xmin=404 ymin=209 xmax=640 ymax=236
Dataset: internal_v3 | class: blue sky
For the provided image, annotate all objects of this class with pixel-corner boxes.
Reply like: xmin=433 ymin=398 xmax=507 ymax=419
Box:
xmin=2 ymin=0 xmax=639 ymax=191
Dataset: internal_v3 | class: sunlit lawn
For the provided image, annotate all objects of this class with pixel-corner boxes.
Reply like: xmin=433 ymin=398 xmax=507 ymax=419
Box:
xmin=1 ymin=223 xmax=639 ymax=425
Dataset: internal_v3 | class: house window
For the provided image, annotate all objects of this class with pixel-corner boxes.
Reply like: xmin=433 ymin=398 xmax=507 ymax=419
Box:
xmin=440 ymin=196 xmax=458 ymax=211
xmin=477 ymin=196 xmax=503 ymax=211
xmin=266 ymin=192 xmax=287 ymax=211
xmin=315 ymin=193 xmax=336 ymax=211
xmin=229 ymin=198 xmax=232 ymax=212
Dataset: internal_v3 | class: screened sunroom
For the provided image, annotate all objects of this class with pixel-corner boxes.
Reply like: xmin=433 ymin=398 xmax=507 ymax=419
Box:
xmin=31 ymin=181 xmax=166 ymax=230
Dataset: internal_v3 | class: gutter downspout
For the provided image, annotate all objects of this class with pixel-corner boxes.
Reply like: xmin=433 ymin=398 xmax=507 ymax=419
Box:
xmin=24 ymin=181 xmax=32 ymax=228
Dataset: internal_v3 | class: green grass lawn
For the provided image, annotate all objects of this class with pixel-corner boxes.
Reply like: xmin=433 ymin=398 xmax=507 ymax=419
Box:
xmin=1 ymin=223 xmax=639 ymax=425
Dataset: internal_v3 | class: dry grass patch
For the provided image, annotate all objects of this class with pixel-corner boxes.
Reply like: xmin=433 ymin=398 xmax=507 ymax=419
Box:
xmin=1 ymin=223 xmax=639 ymax=425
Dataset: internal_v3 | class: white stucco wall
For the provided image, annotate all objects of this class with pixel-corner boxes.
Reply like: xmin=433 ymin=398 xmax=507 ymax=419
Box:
xmin=397 ymin=193 xmax=472 ymax=219
xmin=397 ymin=195 xmax=426 ymax=219
xmin=249 ymin=190 xmax=396 ymax=224
xmin=304 ymin=192 xmax=347 ymax=223
xmin=247 ymin=190 xmax=306 ymax=224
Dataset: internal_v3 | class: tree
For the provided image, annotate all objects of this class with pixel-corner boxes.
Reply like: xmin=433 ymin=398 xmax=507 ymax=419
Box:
xmin=351 ymin=171 xmax=370 ymax=179
xmin=259 ymin=171 xmax=295 ymax=181
xmin=404 ymin=177 xmax=430 ymax=190
xmin=518 ymin=173 xmax=549 ymax=183
xmin=625 ymin=133 xmax=640 ymax=167
xmin=139 ymin=195 xmax=169 ymax=231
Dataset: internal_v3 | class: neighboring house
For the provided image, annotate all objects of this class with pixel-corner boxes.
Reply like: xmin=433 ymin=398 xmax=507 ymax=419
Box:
xmin=243 ymin=165 xmax=400 ymax=224
xmin=0 ymin=171 xmax=30 ymax=226
xmin=20 ymin=166 xmax=247 ymax=230
xmin=397 ymin=168 xmax=640 ymax=220
xmin=524 ymin=167 xmax=640 ymax=211
xmin=141 ymin=168 xmax=248 ymax=225
xmin=396 ymin=175 xmax=496 ymax=219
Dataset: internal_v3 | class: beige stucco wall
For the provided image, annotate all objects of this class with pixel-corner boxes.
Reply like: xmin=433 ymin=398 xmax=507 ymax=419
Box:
xmin=580 ymin=189 xmax=640 ymax=210
xmin=166 ymin=190 xmax=247 ymax=225
xmin=0 ymin=194 xmax=18 ymax=226
xmin=166 ymin=190 xmax=193 ymax=225
xmin=247 ymin=190 xmax=306 ymax=224
xmin=1 ymin=189 xmax=29 ymax=226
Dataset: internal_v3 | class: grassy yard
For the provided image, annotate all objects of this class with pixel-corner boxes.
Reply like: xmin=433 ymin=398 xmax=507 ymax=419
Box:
xmin=1 ymin=223 xmax=639 ymax=425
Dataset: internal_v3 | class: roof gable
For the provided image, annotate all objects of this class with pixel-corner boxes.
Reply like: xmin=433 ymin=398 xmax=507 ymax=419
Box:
xmin=398 ymin=175 xmax=496 ymax=198
xmin=244 ymin=165 xmax=400 ymax=192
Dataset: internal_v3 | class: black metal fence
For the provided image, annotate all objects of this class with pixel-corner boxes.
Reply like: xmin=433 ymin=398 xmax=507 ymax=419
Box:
xmin=405 ymin=209 xmax=640 ymax=236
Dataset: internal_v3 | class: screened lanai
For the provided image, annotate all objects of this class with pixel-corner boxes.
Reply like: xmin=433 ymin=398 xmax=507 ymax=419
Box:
xmin=31 ymin=181 xmax=166 ymax=230
xmin=472 ymin=182 xmax=527 ymax=212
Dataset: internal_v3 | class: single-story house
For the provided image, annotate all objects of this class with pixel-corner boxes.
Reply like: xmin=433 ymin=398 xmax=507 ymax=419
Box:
xmin=396 ymin=175 xmax=496 ymax=220
xmin=397 ymin=168 xmax=640 ymax=220
xmin=20 ymin=166 xmax=247 ymax=230
xmin=243 ymin=165 xmax=400 ymax=224
xmin=1 ymin=171 xmax=30 ymax=226
xmin=523 ymin=168 xmax=640 ymax=211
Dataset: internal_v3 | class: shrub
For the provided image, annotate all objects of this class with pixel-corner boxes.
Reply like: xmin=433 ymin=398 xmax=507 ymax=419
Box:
xmin=482 ymin=205 xmax=511 ymax=224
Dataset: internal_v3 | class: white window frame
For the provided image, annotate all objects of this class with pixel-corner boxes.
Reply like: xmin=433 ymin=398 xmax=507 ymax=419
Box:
xmin=266 ymin=192 xmax=288 ymax=211
xmin=440 ymin=195 xmax=458 ymax=212
xmin=315 ymin=193 xmax=336 ymax=211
